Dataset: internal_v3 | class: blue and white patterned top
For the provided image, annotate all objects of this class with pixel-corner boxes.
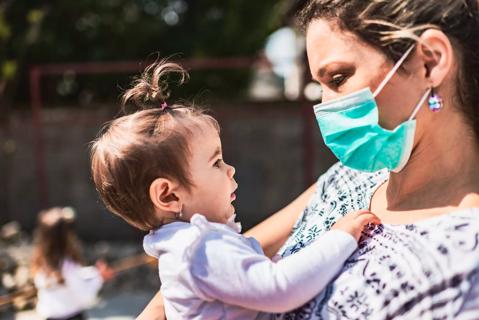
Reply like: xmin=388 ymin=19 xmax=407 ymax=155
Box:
xmin=275 ymin=162 xmax=479 ymax=319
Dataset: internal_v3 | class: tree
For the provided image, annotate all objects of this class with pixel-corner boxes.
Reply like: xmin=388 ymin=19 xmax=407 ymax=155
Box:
xmin=2 ymin=0 xmax=286 ymax=105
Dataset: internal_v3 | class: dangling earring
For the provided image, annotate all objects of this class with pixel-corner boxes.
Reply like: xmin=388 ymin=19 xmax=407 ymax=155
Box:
xmin=428 ymin=88 xmax=443 ymax=112
xmin=175 ymin=210 xmax=183 ymax=220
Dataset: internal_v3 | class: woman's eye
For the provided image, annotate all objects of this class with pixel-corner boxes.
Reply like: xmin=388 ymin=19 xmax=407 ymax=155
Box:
xmin=329 ymin=74 xmax=347 ymax=88
xmin=213 ymin=159 xmax=223 ymax=168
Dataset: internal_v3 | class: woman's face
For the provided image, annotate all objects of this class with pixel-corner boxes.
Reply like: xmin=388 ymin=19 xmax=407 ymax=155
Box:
xmin=306 ymin=19 xmax=428 ymax=130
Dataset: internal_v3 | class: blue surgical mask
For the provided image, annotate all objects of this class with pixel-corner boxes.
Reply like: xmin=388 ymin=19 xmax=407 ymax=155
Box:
xmin=314 ymin=46 xmax=431 ymax=173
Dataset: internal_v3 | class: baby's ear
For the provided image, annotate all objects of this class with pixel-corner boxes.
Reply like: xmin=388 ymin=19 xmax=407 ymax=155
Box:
xmin=149 ymin=178 xmax=182 ymax=213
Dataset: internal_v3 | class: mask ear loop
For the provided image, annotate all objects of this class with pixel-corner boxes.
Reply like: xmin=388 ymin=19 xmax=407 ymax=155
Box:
xmin=373 ymin=45 xmax=416 ymax=98
xmin=408 ymin=88 xmax=431 ymax=121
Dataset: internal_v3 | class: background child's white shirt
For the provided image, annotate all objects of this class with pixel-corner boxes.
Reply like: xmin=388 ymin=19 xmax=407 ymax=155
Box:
xmin=143 ymin=213 xmax=358 ymax=319
xmin=34 ymin=259 xmax=103 ymax=318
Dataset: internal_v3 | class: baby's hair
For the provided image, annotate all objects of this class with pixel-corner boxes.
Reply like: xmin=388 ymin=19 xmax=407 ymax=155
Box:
xmin=121 ymin=60 xmax=189 ymax=110
xmin=91 ymin=60 xmax=220 ymax=231
xmin=31 ymin=207 xmax=83 ymax=284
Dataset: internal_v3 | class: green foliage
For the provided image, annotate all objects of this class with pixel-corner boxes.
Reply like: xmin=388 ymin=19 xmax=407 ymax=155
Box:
xmin=0 ymin=8 xmax=11 ymax=41
xmin=14 ymin=0 xmax=282 ymax=62
xmin=2 ymin=0 xmax=285 ymax=104
xmin=1 ymin=60 xmax=16 ymax=80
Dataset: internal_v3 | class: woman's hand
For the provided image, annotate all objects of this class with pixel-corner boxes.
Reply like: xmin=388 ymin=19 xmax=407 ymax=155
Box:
xmin=137 ymin=290 xmax=166 ymax=320
xmin=331 ymin=210 xmax=381 ymax=241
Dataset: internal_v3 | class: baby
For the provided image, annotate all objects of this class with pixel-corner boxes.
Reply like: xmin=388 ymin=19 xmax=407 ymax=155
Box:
xmin=90 ymin=61 xmax=379 ymax=319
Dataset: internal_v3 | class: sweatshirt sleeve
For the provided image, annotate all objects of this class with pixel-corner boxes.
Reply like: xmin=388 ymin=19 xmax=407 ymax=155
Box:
xmin=189 ymin=229 xmax=357 ymax=313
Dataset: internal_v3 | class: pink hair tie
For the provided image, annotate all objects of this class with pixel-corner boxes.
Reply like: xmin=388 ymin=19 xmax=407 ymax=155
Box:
xmin=160 ymin=102 xmax=168 ymax=111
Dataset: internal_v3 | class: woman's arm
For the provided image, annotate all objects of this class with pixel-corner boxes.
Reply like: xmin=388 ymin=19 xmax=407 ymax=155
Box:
xmin=136 ymin=290 xmax=166 ymax=320
xmin=244 ymin=183 xmax=316 ymax=258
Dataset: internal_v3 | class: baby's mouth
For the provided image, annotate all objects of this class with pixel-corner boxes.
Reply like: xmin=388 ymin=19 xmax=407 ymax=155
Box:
xmin=230 ymin=185 xmax=238 ymax=201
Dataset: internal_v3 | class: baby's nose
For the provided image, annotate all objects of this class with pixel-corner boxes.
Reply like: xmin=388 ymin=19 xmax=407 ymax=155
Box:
xmin=228 ymin=164 xmax=236 ymax=177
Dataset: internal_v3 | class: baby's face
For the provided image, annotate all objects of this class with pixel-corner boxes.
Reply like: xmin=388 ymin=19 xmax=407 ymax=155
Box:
xmin=181 ymin=123 xmax=238 ymax=224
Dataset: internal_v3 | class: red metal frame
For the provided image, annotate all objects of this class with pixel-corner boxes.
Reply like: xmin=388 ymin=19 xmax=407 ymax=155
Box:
xmin=29 ymin=57 xmax=315 ymax=207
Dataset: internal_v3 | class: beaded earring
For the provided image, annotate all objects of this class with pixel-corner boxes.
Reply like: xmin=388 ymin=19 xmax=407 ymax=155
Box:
xmin=428 ymin=88 xmax=443 ymax=112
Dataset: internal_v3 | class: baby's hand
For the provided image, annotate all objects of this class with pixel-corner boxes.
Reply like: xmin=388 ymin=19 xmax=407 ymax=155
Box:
xmin=331 ymin=210 xmax=381 ymax=241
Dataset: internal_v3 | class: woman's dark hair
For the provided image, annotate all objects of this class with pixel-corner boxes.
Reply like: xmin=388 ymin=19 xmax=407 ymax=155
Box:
xmin=299 ymin=0 xmax=479 ymax=140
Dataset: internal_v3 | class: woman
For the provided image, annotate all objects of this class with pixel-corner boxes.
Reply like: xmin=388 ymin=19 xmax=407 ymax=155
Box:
xmin=138 ymin=0 xmax=479 ymax=318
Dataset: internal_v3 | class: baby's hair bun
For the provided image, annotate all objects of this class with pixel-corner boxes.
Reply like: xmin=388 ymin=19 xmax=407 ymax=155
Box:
xmin=122 ymin=59 xmax=189 ymax=110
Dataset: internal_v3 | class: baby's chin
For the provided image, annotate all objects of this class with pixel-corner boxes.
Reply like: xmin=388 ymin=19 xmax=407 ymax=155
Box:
xmin=216 ymin=212 xmax=234 ymax=224
xmin=222 ymin=204 xmax=235 ymax=219
xmin=226 ymin=212 xmax=236 ymax=222
xmin=206 ymin=211 xmax=235 ymax=224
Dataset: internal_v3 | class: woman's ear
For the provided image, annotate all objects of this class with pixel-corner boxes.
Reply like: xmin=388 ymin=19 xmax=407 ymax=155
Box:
xmin=149 ymin=178 xmax=183 ymax=214
xmin=416 ymin=29 xmax=454 ymax=88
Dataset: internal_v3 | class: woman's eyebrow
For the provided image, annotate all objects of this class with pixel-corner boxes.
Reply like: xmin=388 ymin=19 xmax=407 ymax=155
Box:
xmin=314 ymin=63 xmax=332 ymax=80
xmin=317 ymin=67 xmax=327 ymax=79
xmin=208 ymin=147 xmax=221 ymax=162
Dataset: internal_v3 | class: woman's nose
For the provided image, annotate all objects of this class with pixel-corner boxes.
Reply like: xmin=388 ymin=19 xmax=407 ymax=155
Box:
xmin=321 ymin=88 xmax=337 ymax=103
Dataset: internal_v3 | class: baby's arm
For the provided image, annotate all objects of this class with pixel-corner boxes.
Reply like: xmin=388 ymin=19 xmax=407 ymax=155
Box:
xmin=189 ymin=211 xmax=378 ymax=313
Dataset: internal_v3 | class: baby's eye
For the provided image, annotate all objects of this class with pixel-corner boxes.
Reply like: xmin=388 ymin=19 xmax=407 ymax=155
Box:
xmin=213 ymin=159 xmax=223 ymax=168
xmin=329 ymin=74 xmax=347 ymax=88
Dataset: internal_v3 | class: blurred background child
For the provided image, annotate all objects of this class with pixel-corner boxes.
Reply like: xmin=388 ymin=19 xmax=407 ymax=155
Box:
xmin=31 ymin=207 xmax=115 ymax=320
